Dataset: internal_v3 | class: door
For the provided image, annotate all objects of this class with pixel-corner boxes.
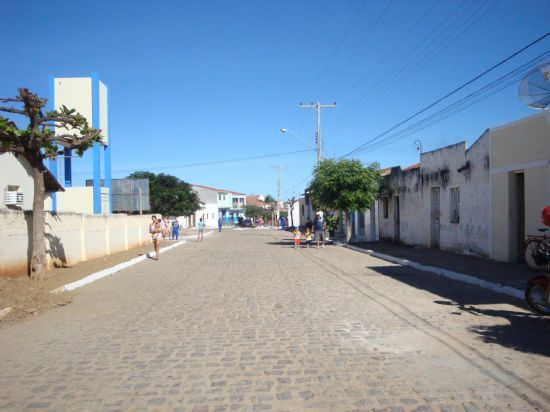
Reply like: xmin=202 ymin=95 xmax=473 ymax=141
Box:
xmin=515 ymin=173 xmax=525 ymax=261
xmin=393 ymin=196 xmax=400 ymax=243
xmin=431 ymin=187 xmax=440 ymax=248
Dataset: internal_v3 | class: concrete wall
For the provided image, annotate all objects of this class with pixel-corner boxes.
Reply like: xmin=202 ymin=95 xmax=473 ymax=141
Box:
xmin=490 ymin=111 xmax=550 ymax=261
xmin=0 ymin=153 xmax=35 ymax=211
xmin=44 ymin=187 xmax=110 ymax=214
xmin=353 ymin=204 xmax=378 ymax=241
xmin=379 ymin=134 xmax=491 ymax=257
xmin=0 ymin=209 xmax=152 ymax=277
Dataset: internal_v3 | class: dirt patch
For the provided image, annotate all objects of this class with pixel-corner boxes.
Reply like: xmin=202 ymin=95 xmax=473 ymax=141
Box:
xmin=0 ymin=232 xmax=196 ymax=328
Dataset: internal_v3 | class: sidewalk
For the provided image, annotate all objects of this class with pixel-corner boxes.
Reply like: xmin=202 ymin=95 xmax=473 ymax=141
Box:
xmin=339 ymin=239 xmax=539 ymax=300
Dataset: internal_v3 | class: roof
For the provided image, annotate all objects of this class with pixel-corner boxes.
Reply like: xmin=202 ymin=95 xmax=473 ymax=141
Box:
xmin=192 ymin=184 xmax=245 ymax=195
xmin=402 ymin=163 xmax=420 ymax=171
xmin=44 ymin=169 xmax=65 ymax=192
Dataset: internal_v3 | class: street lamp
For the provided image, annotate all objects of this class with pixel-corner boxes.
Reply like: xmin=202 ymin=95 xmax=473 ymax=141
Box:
xmin=280 ymin=128 xmax=316 ymax=152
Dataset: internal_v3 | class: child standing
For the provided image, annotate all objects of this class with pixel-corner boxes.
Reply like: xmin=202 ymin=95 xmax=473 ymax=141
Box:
xmin=293 ymin=228 xmax=302 ymax=249
xmin=304 ymin=228 xmax=313 ymax=248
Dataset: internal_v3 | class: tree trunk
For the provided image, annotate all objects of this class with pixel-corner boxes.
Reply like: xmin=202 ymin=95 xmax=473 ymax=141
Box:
xmin=30 ymin=166 xmax=46 ymax=281
xmin=345 ymin=211 xmax=353 ymax=244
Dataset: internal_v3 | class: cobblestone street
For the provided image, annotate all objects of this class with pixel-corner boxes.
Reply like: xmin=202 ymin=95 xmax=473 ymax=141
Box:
xmin=1 ymin=229 xmax=549 ymax=411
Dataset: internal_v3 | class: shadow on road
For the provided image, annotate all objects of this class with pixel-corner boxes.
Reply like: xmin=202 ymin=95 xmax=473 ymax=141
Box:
xmin=368 ymin=265 xmax=550 ymax=357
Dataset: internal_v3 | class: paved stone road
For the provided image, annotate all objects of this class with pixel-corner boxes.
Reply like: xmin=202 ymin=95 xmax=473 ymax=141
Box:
xmin=1 ymin=229 xmax=549 ymax=411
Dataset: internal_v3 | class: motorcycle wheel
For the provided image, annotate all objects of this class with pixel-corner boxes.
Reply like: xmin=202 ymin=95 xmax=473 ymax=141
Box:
xmin=525 ymin=280 xmax=550 ymax=315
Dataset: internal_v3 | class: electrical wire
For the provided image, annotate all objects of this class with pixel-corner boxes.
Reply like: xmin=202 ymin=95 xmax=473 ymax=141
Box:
xmin=343 ymin=51 xmax=550 ymax=157
xmin=71 ymin=148 xmax=315 ymax=177
xmin=340 ymin=31 xmax=550 ymax=158
xmin=328 ymin=0 xmax=494 ymax=132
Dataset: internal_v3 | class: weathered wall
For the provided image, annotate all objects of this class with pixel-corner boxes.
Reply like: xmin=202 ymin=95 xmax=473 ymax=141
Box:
xmin=0 ymin=209 xmax=152 ymax=277
xmin=378 ymin=134 xmax=491 ymax=257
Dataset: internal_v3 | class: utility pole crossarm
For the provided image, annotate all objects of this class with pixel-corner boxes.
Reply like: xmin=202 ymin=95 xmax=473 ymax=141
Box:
xmin=298 ymin=101 xmax=337 ymax=165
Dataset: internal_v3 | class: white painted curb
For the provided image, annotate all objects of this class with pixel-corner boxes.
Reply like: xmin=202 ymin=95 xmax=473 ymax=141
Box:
xmin=343 ymin=244 xmax=524 ymax=300
xmin=51 ymin=240 xmax=187 ymax=294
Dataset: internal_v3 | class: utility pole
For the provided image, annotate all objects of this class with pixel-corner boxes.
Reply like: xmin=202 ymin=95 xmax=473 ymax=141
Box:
xmin=271 ymin=165 xmax=287 ymax=222
xmin=299 ymin=101 xmax=337 ymax=165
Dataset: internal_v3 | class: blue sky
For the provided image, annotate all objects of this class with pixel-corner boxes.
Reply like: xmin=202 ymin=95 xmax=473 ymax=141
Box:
xmin=1 ymin=0 xmax=549 ymax=199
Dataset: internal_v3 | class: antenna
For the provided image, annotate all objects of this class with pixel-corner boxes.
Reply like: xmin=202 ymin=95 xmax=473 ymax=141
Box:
xmin=519 ymin=62 xmax=550 ymax=109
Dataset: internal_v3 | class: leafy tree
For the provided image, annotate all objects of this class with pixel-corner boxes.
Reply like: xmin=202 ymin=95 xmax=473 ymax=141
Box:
xmin=244 ymin=205 xmax=265 ymax=219
xmin=309 ymin=159 xmax=381 ymax=243
xmin=264 ymin=194 xmax=276 ymax=203
xmin=128 ymin=171 xmax=200 ymax=217
xmin=0 ymin=88 xmax=101 ymax=281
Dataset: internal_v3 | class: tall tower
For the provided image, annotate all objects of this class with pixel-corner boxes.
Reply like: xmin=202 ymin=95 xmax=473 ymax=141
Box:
xmin=49 ymin=75 xmax=111 ymax=214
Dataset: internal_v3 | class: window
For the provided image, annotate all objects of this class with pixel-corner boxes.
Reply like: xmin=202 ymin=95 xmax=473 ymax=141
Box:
xmin=383 ymin=198 xmax=389 ymax=219
xmin=450 ymin=187 xmax=460 ymax=223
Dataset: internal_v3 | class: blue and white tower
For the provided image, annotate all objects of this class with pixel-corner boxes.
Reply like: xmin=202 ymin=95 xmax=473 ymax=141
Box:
xmin=49 ymin=75 xmax=111 ymax=214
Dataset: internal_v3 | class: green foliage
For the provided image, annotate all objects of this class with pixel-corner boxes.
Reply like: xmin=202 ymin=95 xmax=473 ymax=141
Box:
xmin=0 ymin=90 xmax=101 ymax=161
xmin=309 ymin=159 xmax=381 ymax=213
xmin=128 ymin=171 xmax=201 ymax=217
xmin=264 ymin=194 xmax=276 ymax=203
xmin=244 ymin=205 xmax=265 ymax=219
xmin=325 ymin=215 xmax=340 ymax=233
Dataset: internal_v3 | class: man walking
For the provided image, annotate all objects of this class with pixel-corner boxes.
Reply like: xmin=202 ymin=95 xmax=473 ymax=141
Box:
xmin=218 ymin=217 xmax=223 ymax=232
xmin=314 ymin=211 xmax=326 ymax=249
xmin=171 ymin=219 xmax=180 ymax=240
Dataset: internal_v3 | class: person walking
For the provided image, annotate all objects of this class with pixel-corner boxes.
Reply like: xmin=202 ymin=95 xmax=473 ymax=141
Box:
xmin=314 ymin=211 xmax=326 ymax=249
xmin=149 ymin=215 xmax=162 ymax=260
xmin=171 ymin=219 xmax=180 ymax=240
xmin=197 ymin=218 xmax=205 ymax=242
xmin=218 ymin=217 xmax=223 ymax=232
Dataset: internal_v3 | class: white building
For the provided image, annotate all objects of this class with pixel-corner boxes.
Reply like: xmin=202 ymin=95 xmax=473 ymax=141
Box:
xmin=377 ymin=111 xmax=550 ymax=262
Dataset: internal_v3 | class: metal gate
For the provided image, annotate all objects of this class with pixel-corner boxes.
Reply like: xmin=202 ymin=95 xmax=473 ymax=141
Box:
xmin=431 ymin=187 xmax=440 ymax=248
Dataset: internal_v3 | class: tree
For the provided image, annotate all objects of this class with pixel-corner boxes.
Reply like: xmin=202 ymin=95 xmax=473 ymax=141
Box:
xmin=264 ymin=194 xmax=276 ymax=203
xmin=128 ymin=171 xmax=200 ymax=217
xmin=244 ymin=205 xmax=264 ymax=219
xmin=308 ymin=159 xmax=381 ymax=243
xmin=0 ymin=88 xmax=101 ymax=281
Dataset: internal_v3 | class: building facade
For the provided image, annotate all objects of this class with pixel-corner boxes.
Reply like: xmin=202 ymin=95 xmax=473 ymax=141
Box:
xmin=377 ymin=111 xmax=549 ymax=262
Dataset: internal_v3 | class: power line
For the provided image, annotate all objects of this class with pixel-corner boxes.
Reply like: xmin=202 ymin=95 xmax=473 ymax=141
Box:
xmin=344 ymin=51 xmax=550 ymax=156
xmin=341 ymin=31 xmax=550 ymax=158
xmin=328 ymin=0 xmax=493 ymax=132
xmin=71 ymin=149 xmax=315 ymax=176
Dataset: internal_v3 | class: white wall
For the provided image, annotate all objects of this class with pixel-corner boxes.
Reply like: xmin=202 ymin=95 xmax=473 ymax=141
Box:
xmin=379 ymin=135 xmax=491 ymax=257
xmin=0 ymin=209 xmax=152 ymax=277
xmin=0 ymin=153 xmax=34 ymax=211
xmin=54 ymin=77 xmax=93 ymax=133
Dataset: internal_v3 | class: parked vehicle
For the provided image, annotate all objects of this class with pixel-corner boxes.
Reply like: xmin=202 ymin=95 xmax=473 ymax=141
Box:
xmin=523 ymin=228 xmax=550 ymax=270
xmin=238 ymin=217 xmax=254 ymax=227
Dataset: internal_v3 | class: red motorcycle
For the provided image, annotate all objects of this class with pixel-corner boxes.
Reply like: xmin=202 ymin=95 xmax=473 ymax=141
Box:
xmin=525 ymin=206 xmax=550 ymax=315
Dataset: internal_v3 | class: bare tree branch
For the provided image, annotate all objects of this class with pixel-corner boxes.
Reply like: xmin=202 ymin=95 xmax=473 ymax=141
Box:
xmin=0 ymin=106 xmax=27 ymax=116
xmin=0 ymin=97 xmax=23 ymax=103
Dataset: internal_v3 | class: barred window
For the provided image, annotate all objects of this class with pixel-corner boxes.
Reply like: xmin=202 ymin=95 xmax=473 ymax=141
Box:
xmin=450 ymin=187 xmax=460 ymax=223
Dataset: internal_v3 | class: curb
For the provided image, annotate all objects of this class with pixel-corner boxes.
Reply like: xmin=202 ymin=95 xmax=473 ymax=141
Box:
xmin=341 ymin=243 xmax=524 ymax=300
xmin=50 ymin=230 xmax=215 ymax=294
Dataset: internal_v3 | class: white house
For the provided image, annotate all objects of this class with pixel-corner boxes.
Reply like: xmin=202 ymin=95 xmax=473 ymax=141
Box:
xmin=377 ymin=111 xmax=550 ymax=262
